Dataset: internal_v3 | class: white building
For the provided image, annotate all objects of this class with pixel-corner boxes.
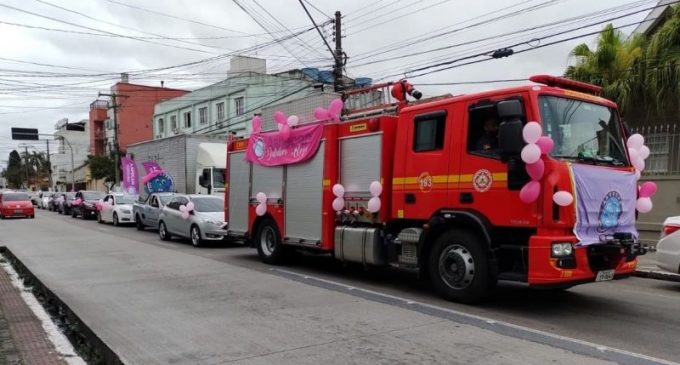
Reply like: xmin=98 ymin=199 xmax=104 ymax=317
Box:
xmin=50 ymin=119 xmax=90 ymax=191
xmin=153 ymin=56 xmax=336 ymax=138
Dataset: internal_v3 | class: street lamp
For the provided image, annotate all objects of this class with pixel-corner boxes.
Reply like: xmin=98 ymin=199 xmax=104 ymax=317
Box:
xmin=57 ymin=136 xmax=75 ymax=192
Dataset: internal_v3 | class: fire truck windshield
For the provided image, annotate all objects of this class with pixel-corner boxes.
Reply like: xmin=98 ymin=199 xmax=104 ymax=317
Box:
xmin=538 ymin=95 xmax=628 ymax=166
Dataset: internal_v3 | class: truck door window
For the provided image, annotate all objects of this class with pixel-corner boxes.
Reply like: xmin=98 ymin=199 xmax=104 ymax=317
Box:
xmin=413 ymin=111 xmax=446 ymax=152
xmin=468 ymin=103 xmax=500 ymax=158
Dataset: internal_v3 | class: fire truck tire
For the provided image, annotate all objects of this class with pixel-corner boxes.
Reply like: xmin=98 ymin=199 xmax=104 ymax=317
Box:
xmin=255 ymin=218 xmax=287 ymax=265
xmin=427 ymin=230 xmax=495 ymax=303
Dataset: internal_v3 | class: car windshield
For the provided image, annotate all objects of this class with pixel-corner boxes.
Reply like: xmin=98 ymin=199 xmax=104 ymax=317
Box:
xmin=190 ymin=197 xmax=223 ymax=212
xmin=158 ymin=194 xmax=173 ymax=205
xmin=83 ymin=192 xmax=103 ymax=200
xmin=65 ymin=193 xmax=76 ymax=200
xmin=213 ymin=168 xmax=225 ymax=189
xmin=116 ymin=196 xmax=136 ymax=205
xmin=3 ymin=193 xmax=30 ymax=201
xmin=539 ymin=95 xmax=628 ymax=166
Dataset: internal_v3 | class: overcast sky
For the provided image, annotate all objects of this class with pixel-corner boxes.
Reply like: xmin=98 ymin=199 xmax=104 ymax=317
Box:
xmin=0 ymin=0 xmax=656 ymax=170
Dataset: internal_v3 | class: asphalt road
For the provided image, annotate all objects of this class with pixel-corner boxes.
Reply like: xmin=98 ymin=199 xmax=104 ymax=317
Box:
xmin=1 ymin=210 xmax=679 ymax=364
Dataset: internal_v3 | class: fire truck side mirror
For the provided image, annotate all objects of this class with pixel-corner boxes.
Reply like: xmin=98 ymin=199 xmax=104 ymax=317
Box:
xmin=498 ymin=120 xmax=524 ymax=161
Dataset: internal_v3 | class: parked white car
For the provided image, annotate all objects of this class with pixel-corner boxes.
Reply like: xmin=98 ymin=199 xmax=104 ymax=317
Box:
xmin=656 ymin=216 xmax=680 ymax=274
xmin=97 ymin=193 xmax=137 ymax=226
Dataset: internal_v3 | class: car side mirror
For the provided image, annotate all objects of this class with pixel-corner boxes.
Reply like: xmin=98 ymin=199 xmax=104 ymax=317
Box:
xmin=198 ymin=175 xmax=206 ymax=187
xmin=498 ymin=119 xmax=524 ymax=161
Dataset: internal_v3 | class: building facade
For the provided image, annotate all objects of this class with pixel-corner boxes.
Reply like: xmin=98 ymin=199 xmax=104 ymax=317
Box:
xmin=89 ymin=77 xmax=189 ymax=157
xmin=152 ymin=56 xmax=323 ymax=138
xmin=50 ymin=119 xmax=90 ymax=192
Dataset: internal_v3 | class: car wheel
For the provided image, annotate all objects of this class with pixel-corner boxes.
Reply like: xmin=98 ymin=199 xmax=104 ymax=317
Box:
xmin=255 ymin=218 xmax=288 ymax=265
xmin=80 ymin=210 xmax=87 ymax=220
xmin=427 ymin=229 xmax=496 ymax=304
xmin=30 ymin=215 xmax=35 ymax=219
xmin=71 ymin=210 xmax=77 ymax=218
xmin=190 ymin=225 xmax=202 ymax=247
xmin=135 ymin=215 xmax=144 ymax=231
xmin=159 ymin=221 xmax=171 ymax=241
xmin=113 ymin=213 xmax=119 ymax=227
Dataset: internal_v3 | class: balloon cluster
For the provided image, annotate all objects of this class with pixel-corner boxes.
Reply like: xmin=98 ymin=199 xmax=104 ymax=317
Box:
xmin=367 ymin=181 xmax=382 ymax=213
xmin=332 ymin=184 xmax=345 ymax=212
xmin=179 ymin=202 xmax=195 ymax=219
xmin=255 ymin=192 xmax=267 ymax=216
xmin=519 ymin=122 xmax=574 ymax=207
xmin=73 ymin=198 xmax=82 ymax=206
xmin=627 ymin=133 xmax=656 ymax=213
xmin=95 ymin=199 xmax=112 ymax=212
xmin=314 ymin=98 xmax=344 ymax=122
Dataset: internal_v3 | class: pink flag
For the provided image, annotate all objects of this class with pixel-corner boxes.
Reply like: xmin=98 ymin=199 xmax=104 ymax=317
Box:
xmin=245 ymin=123 xmax=324 ymax=166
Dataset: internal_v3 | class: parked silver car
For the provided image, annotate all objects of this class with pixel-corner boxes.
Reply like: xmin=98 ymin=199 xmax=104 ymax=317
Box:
xmin=158 ymin=194 xmax=227 ymax=247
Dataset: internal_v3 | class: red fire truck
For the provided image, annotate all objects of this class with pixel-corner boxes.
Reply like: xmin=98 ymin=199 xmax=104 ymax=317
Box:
xmin=224 ymin=75 xmax=647 ymax=303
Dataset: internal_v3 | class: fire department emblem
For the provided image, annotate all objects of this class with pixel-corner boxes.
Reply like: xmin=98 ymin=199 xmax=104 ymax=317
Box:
xmin=598 ymin=191 xmax=623 ymax=232
xmin=253 ymin=137 xmax=265 ymax=159
xmin=418 ymin=172 xmax=433 ymax=193
xmin=472 ymin=169 xmax=492 ymax=192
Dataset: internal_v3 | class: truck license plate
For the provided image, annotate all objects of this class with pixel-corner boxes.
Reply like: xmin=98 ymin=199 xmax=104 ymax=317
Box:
xmin=596 ymin=270 xmax=615 ymax=282
xmin=14 ymin=209 xmax=23 ymax=214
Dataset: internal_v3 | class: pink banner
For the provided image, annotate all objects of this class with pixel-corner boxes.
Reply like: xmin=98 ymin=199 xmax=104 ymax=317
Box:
xmin=121 ymin=156 xmax=139 ymax=195
xmin=245 ymin=124 xmax=324 ymax=166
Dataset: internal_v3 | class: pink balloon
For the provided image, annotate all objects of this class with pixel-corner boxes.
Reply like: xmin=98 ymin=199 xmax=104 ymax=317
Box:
xmin=367 ymin=197 xmax=381 ymax=213
xmin=525 ymin=159 xmax=545 ymax=181
xmin=522 ymin=122 xmax=542 ymax=144
xmin=639 ymin=145 xmax=650 ymax=160
xmin=314 ymin=107 xmax=329 ymax=121
xmin=632 ymin=157 xmax=645 ymax=171
xmin=639 ymin=181 xmax=657 ymax=198
xmin=256 ymin=192 xmax=267 ymax=204
xmin=179 ymin=205 xmax=187 ymax=212
xmin=519 ymin=181 xmax=540 ymax=203
xmin=274 ymin=111 xmax=287 ymax=126
xmin=553 ymin=191 xmax=574 ymax=206
xmin=251 ymin=116 xmax=262 ymax=134
xmin=521 ymin=144 xmax=541 ymax=164
xmin=536 ymin=136 xmax=554 ymax=155
xmin=281 ymin=124 xmax=291 ymax=140
xmin=627 ymin=134 xmax=644 ymax=150
xmin=186 ymin=202 xmax=194 ymax=211
xmin=332 ymin=197 xmax=345 ymax=211
xmin=636 ymin=197 xmax=652 ymax=213
xmin=369 ymin=181 xmax=382 ymax=197
xmin=328 ymin=98 xmax=344 ymax=121
xmin=255 ymin=202 xmax=267 ymax=216
xmin=73 ymin=198 xmax=82 ymax=206
xmin=287 ymin=115 xmax=299 ymax=127
xmin=181 ymin=211 xmax=190 ymax=219
xmin=332 ymin=184 xmax=344 ymax=197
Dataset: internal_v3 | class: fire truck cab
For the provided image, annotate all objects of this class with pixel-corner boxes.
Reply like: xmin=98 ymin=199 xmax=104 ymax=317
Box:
xmin=225 ymin=76 xmax=646 ymax=303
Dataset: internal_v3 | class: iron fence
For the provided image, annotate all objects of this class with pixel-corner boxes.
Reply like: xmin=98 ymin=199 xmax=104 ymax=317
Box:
xmin=632 ymin=123 xmax=680 ymax=176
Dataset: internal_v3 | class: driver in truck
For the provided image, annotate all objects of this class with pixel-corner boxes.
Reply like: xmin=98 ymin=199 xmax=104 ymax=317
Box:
xmin=476 ymin=117 xmax=499 ymax=153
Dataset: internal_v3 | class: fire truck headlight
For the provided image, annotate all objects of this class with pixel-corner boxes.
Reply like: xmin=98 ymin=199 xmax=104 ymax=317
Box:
xmin=551 ymin=243 xmax=574 ymax=257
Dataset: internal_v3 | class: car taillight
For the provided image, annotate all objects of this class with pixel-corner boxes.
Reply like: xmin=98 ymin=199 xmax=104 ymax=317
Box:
xmin=662 ymin=224 xmax=680 ymax=238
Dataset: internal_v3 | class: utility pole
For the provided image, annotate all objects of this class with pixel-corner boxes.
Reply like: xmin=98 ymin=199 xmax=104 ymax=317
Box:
xmin=45 ymin=139 xmax=53 ymax=190
xmin=24 ymin=146 xmax=30 ymax=189
xmin=98 ymin=92 xmax=120 ymax=187
xmin=334 ymin=11 xmax=343 ymax=92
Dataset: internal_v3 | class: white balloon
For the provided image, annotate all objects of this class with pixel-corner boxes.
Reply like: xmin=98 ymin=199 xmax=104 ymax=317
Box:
xmin=521 ymin=143 xmax=541 ymax=164
xmin=522 ymin=122 xmax=542 ymax=144
xmin=632 ymin=157 xmax=645 ymax=172
xmin=367 ymin=197 xmax=381 ymax=213
xmin=332 ymin=197 xmax=345 ymax=211
xmin=627 ymin=134 xmax=644 ymax=150
xmin=639 ymin=145 xmax=650 ymax=160
xmin=369 ymin=181 xmax=383 ymax=197
xmin=635 ymin=169 xmax=641 ymax=180
xmin=256 ymin=192 xmax=267 ymax=204
xmin=287 ymin=115 xmax=300 ymax=126
xmin=552 ymin=191 xmax=574 ymax=207
xmin=255 ymin=202 xmax=267 ymax=216
xmin=636 ymin=197 xmax=652 ymax=213
xmin=332 ymin=184 xmax=345 ymax=197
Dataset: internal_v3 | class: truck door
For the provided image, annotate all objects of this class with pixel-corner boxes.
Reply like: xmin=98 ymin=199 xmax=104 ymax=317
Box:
xmin=397 ymin=109 xmax=453 ymax=219
xmin=458 ymin=95 xmax=535 ymax=226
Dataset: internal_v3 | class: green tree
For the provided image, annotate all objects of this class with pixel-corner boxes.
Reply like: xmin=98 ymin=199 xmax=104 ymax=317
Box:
xmin=5 ymin=150 xmax=24 ymax=189
xmin=643 ymin=5 xmax=680 ymax=114
xmin=87 ymin=154 xmax=115 ymax=190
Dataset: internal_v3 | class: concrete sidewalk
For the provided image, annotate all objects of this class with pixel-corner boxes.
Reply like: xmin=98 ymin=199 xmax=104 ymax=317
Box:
xmin=0 ymin=223 xmax=635 ymax=365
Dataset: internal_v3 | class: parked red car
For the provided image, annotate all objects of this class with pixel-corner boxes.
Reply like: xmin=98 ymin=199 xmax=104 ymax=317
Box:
xmin=0 ymin=191 xmax=35 ymax=219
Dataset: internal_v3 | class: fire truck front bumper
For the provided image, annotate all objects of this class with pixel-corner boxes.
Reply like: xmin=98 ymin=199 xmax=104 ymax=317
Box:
xmin=527 ymin=234 xmax=647 ymax=287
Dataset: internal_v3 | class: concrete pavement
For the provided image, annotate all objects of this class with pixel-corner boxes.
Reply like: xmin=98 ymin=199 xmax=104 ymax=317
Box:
xmin=1 ymin=212 xmax=679 ymax=365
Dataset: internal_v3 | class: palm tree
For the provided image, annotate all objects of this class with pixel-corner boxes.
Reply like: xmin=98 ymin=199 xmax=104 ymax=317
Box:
xmin=643 ymin=5 xmax=680 ymax=114
xmin=565 ymin=24 xmax=645 ymax=112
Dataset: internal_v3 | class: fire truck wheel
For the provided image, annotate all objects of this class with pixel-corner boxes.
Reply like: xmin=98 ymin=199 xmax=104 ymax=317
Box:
xmin=256 ymin=218 xmax=287 ymax=265
xmin=427 ymin=230 xmax=494 ymax=303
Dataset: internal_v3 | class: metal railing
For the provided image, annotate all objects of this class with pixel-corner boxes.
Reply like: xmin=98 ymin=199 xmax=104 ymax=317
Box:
xmin=632 ymin=123 xmax=680 ymax=176
xmin=90 ymin=100 xmax=108 ymax=110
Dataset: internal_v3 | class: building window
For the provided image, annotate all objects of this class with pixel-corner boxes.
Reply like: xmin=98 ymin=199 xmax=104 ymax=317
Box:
xmin=217 ymin=102 xmax=225 ymax=121
xmin=199 ymin=107 xmax=208 ymax=125
xmin=170 ymin=115 xmax=177 ymax=131
xmin=234 ymin=97 xmax=244 ymax=116
xmin=183 ymin=112 xmax=191 ymax=128
xmin=413 ymin=112 xmax=446 ymax=152
xmin=157 ymin=118 xmax=164 ymax=135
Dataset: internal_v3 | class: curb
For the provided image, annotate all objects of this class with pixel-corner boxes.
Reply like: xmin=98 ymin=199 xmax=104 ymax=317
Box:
xmin=634 ymin=269 xmax=680 ymax=282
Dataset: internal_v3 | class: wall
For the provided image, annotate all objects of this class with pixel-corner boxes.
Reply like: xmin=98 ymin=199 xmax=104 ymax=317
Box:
xmin=637 ymin=176 xmax=680 ymax=233
xmin=51 ymin=122 xmax=90 ymax=190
